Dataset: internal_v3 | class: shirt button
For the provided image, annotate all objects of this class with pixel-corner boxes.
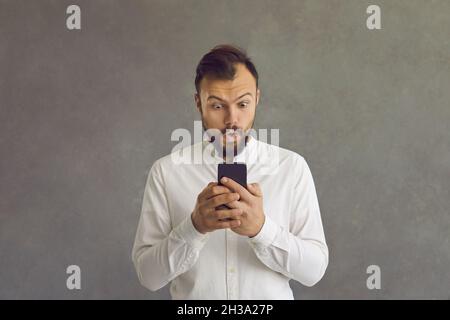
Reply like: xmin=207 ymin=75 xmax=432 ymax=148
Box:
xmin=229 ymin=267 xmax=235 ymax=273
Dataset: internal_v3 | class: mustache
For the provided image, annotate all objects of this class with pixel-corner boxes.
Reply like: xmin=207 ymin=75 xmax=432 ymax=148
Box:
xmin=207 ymin=128 xmax=247 ymax=144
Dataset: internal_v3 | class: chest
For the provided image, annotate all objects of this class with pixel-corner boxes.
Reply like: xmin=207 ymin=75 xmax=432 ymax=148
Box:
xmin=165 ymin=163 xmax=294 ymax=228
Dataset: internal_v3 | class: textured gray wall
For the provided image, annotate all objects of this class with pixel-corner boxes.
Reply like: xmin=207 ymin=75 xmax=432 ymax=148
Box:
xmin=1 ymin=0 xmax=449 ymax=299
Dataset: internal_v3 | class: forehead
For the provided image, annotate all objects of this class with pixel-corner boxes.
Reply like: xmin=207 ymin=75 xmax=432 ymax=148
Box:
xmin=199 ymin=64 xmax=257 ymax=99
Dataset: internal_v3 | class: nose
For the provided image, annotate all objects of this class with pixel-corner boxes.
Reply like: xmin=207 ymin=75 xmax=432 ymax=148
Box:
xmin=224 ymin=106 xmax=239 ymax=127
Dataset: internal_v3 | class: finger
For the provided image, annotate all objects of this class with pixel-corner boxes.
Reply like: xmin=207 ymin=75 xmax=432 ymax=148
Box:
xmin=213 ymin=208 xmax=243 ymax=220
xmin=213 ymin=219 xmax=241 ymax=230
xmin=197 ymin=182 xmax=218 ymax=201
xmin=204 ymin=192 xmax=240 ymax=209
xmin=215 ymin=204 xmax=230 ymax=211
xmin=223 ymin=200 xmax=243 ymax=210
xmin=220 ymin=177 xmax=251 ymax=201
xmin=203 ymin=185 xmax=233 ymax=200
xmin=247 ymin=183 xmax=263 ymax=197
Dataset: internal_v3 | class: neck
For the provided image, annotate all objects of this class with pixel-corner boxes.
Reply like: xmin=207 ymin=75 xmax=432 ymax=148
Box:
xmin=221 ymin=135 xmax=251 ymax=163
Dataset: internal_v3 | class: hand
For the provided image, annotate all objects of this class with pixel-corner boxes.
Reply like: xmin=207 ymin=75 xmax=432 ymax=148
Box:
xmin=191 ymin=182 xmax=243 ymax=234
xmin=219 ymin=177 xmax=265 ymax=238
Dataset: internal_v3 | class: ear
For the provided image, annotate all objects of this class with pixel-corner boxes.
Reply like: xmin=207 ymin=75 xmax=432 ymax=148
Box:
xmin=194 ymin=93 xmax=202 ymax=113
xmin=256 ymin=88 xmax=260 ymax=107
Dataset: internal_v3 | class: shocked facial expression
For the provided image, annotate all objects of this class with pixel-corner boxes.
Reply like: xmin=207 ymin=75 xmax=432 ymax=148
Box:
xmin=195 ymin=63 xmax=260 ymax=156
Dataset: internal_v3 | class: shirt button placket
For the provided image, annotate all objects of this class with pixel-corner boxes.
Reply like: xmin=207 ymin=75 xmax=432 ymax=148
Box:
xmin=226 ymin=229 xmax=239 ymax=300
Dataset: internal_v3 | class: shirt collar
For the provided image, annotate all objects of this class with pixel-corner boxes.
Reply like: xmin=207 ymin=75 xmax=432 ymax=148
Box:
xmin=202 ymin=135 xmax=258 ymax=164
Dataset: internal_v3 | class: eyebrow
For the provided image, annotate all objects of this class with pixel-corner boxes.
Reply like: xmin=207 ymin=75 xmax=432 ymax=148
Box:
xmin=207 ymin=92 xmax=253 ymax=103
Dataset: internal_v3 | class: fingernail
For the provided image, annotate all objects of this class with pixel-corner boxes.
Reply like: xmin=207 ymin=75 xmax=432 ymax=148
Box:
xmin=221 ymin=177 xmax=228 ymax=183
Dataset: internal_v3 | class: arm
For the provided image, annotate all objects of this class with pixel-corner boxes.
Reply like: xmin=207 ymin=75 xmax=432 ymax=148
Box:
xmin=248 ymin=156 xmax=329 ymax=287
xmin=131 ymin=161 xmax=209 ymax=291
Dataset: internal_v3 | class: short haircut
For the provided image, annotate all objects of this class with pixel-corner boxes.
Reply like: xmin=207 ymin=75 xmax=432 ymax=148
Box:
xmin=195 ymin=44 xmax=259 ymax=93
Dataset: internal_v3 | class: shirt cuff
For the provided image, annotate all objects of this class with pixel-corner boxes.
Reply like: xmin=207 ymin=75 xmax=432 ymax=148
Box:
xmin=248 ymin=215 xmax=279 ymax=247
xmin=173 ymin=214 xmax=209 ymax=249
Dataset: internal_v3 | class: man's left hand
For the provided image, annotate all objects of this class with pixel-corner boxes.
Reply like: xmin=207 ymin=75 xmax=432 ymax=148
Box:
xmin=219 ymin=177 xmax=265 ymax=238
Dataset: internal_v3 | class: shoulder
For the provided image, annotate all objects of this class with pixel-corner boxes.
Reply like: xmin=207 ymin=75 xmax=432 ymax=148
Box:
xmin=255 ymin=139 xmax=308 ymax=168
xmin=253 ymin=139 xmax=315 ymax=186
xmin=148 ymin=141 xmax=203 ymax=175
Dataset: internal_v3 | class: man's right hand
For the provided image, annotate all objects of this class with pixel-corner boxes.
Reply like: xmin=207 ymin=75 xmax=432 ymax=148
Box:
xmin=191 ymin=182 xmax=243 ymax=234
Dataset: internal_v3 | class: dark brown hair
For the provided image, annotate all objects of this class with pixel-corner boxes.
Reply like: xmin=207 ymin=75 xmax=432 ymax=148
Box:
xmin=195 ymin=44 xmax=259 ymax=93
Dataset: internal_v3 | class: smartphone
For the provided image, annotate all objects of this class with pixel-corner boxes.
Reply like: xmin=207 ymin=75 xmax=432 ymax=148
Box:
xmin=218 ymin=162 xmax=247 ymax=188
xmin=216 ymin=163 xmax=247 ymax=211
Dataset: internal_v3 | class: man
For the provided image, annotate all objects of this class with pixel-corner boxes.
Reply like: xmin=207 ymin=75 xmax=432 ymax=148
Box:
xmin=132 ymin=44 xmax=328 ymax=299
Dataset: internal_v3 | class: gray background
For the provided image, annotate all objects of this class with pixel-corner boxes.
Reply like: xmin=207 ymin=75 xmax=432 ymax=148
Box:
xmin=1 ymin=0 xmax=449 ymax=299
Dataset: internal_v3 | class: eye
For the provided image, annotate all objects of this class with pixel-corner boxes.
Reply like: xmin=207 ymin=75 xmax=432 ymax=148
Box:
xmin=212 ymin=104 xmax=223 ymax=109
xmin=238 ymin=101 xmax=249 ymax=108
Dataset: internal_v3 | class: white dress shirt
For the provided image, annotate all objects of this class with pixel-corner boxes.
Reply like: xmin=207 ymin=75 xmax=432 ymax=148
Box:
xmin=132 ymin=136 xmax=328 ymax=299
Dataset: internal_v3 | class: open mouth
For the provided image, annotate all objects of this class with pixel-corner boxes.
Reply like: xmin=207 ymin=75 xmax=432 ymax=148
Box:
xmin=223 ymin=131 xmax=242 ymax=143
xmin=224 ymin=128 xmax=244 ymax=136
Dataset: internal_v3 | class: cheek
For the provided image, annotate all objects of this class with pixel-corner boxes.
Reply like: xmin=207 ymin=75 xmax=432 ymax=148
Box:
xmin=243 ymin=108 xmax=256 ymax=122
xmin=202 ymin=109 xmax=224 ymax=125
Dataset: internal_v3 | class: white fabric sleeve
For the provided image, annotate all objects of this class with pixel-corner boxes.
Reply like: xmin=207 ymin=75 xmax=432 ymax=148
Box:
xmin=131 ymin=161 xmax=209 ymax=291
xmin=248 ymin=156 xmax=329 ymax=287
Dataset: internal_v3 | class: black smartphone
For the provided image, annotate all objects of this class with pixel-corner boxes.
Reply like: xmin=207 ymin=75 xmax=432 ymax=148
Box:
xmin=218 ymin=162 xmax=247 ymax=188
xmin=216 ymin=163 xmax=247 ymax=211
